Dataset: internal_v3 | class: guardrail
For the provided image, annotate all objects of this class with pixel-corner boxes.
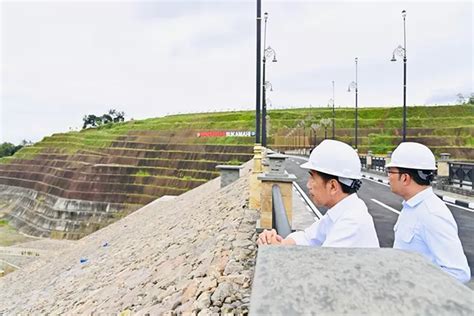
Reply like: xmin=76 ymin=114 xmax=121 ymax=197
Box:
xmin=449 ymin=162 xmax=473 ymax=189
xmin=272 ymin=184 xmax=292 ymax=238
xmin=371 ymin=157 xmax=386 ymax=172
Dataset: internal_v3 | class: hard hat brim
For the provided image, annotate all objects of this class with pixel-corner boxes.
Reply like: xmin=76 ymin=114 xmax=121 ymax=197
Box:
xmin=385 ymin=161 xmax=437 ymax=170
xmin=300 ymin=161 xmax=362 ymax=179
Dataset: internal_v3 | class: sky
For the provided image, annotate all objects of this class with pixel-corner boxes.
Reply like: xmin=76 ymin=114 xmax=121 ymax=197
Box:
xmin=1 ymin=0 xmax=472 ymax=144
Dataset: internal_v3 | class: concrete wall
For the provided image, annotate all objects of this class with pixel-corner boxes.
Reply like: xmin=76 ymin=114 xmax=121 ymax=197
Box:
xmin=250 ymin=246 xmax=473 ymax=315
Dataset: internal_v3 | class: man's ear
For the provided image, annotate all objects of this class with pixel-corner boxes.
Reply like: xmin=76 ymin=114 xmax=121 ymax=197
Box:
xmin=330 ymin=179 xmax=339 ymax=194
xmin=402 ymin=173 xmax=411 ymax=186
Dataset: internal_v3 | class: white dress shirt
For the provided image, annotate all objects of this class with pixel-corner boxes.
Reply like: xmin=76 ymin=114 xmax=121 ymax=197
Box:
xmin=393 ymin=187 xmax=471 ymax=283
xmin=287 ymin=193 xmax=379 ymax=248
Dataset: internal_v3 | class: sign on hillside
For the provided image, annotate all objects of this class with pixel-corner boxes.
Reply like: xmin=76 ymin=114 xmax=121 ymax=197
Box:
xmin=197 ymin=131 xmax=256 ymax=137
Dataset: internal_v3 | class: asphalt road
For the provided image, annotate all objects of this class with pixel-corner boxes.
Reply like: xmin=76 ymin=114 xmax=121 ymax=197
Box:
xmin=285 ymin=155 xmax=474 ymax=277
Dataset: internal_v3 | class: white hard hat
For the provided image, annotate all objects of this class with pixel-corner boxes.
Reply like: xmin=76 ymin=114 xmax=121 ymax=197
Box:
xmin=385 ymin=142 xmax=436 ymax=170
xmin=301 ymin=140 xmax=362 ymax=180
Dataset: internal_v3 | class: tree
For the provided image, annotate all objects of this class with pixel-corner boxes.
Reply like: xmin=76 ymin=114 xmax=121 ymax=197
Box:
xmin=0 ymin=142 xmax=23 ymax=158
xmin=82 ymin=109 xmax=125 ymax=129
xmin=82 ymin=114 xmax=99 ymax=129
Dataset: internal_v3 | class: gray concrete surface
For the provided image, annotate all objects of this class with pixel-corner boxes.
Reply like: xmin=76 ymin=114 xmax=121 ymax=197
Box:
xmin=291 ymin=186 xmax=318 ymax=231
xmin=250 ymin=246 xmax=474 ymax=315
xmin=216 ymin=165 xmax=243 ymax=188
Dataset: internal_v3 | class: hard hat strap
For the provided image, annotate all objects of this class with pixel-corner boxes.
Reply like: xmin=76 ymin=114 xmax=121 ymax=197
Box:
xmin=417 ymin=170 xmax=434 ymax=181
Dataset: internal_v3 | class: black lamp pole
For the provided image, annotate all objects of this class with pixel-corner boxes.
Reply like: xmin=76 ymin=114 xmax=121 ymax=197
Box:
xmin=332 ymin=80 xmax=335 ymax=139
xmin=261 ymin=13 xmax=277 ymax=147
xmin=402 ymin=10 xmax=407 ymax=142
xmin=391 ymin=10 xmax=407 ymax=142
xmin=355 ymin=57 xmax=358 ymax=150
xmin=348 ymin=57 xmax=358 ymax=149
xmin=262 ymin=12 xmax=268 ymax=147
xmin=255 ymin=0 xmax=261 ymax=143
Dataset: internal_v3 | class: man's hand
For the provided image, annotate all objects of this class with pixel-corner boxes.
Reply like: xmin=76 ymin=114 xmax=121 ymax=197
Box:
xmin=257 ymin=229 xmax=283 ymax=245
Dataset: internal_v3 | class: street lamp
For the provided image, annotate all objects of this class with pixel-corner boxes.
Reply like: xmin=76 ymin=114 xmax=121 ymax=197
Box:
xmin=391 ymin=9 xmax=407 ymax=142
xmin=328 ymin=81 xmax=336 ymax=140
xmin=255 ymin=0 xmax=262 ymax=144
xmin=331 ymin=80 xmax=335 ymax=139
xmin=347 ymin=57 xmax=358 ymax=149
xmin=262 ymin=12 xmax=277 ymax=147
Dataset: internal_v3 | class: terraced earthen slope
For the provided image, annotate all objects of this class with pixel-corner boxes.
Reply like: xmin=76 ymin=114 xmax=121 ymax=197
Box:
xmin=268 ymin=104 xmax=474 ymax=157
xmin=0 ymin=104 xmax=471 ymax=239
xmin=0 ymin=129 xmax=254 ymax=239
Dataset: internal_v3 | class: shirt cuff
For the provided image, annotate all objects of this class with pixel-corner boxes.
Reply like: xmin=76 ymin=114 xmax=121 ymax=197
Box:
xmin=286 ymin=231 xmax=310 ymax=246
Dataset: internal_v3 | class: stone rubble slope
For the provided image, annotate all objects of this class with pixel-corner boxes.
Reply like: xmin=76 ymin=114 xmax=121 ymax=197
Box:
xmin=0 ymin=170 xmax=258 ymax=315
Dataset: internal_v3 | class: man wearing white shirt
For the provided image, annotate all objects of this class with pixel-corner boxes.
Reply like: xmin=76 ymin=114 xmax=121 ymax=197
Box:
xmin=257 ymin=140 xmax=379 ymax=248
xmin=386 ymin=142 xmax=470 ymax=283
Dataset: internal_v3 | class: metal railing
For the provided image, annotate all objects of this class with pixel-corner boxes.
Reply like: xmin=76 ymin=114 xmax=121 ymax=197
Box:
xmin=272 ymin=184 xmax=292 ymax=238
xmin=360 ymin=156 xmax=367 ymax=169
xmin=371 ymin=157 xmax=386 ymax=172
xmin=448 ymin=162 xmax=473 ymax=189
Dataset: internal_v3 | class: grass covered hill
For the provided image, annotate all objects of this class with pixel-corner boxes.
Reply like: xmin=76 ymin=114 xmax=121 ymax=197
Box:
xmin=0 ymin=104 xmax=472 ymax=239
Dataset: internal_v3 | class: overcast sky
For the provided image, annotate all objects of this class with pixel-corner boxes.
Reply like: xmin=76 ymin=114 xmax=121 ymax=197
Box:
xmin=1 ymin=0 xmax=472 ymax=144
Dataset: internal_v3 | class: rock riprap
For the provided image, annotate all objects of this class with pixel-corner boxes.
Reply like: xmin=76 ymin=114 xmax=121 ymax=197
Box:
xmin=0 ymin=171 xmax=257 ymax=314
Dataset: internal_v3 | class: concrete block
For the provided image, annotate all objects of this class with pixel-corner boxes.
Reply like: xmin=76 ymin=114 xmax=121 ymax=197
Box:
xmin=437 ymin=161 xmax=449 ymax=177
xmin=216 ymin=165 xmax=243 ymax=188
xmin=250 ymin=246 xmax=473 ymax=315
xmin=249 ymin=174 xmax=262 ymax=210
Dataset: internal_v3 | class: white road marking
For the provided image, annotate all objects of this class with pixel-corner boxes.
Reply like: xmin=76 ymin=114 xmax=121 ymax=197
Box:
xmin=443 ymin=201 xmax=474 ymax=213
xmin=371 ymin=198 xmax=401 ymax=215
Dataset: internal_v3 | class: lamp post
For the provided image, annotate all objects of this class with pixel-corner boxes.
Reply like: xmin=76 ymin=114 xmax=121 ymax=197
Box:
xmin=391 ymin=9 xmax=407 ymax=142
xmin=255 ymin=0 xmax=262 ymax=143
xmin=331 ymin=81 xmax=335 ymax=139
xmin=262 ymin=12 xmax=277 ymax=147
xmin=347 ymin=57 xmax=358 ymax=149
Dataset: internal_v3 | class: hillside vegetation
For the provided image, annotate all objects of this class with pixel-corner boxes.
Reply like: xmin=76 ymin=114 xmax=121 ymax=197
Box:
xmin=0 ymin=104 xmax=471 ymax=239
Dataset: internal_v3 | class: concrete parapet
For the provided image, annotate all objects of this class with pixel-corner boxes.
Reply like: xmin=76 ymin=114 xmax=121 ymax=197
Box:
xmin=249 ymin=144 xmax=264 ymax=210
xmin=257 ymin=174 xmax=297 ymax=229
xmin=261 ymin=147 xmax=270 ymax=173
xmin=267 ymin=153 xmax=287 ymax=175
xmin=250 ymin=246 xmax=474 ymax=315
xmin=386 ymin=151 xmax=392 ymax=166
xmin=216 ymin=165 xmax=243 ymax=188
xmin=367 ymin=150 xmax=373 ymax=169
xmin=437 ymin=160 xmax=450 ymax=178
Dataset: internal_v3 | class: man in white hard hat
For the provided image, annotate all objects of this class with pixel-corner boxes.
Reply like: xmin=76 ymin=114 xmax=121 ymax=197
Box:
xmin=386 ymin=142 xmax=470 ymax=283
xmin=257 ymin=139 xmax=379 ymax=248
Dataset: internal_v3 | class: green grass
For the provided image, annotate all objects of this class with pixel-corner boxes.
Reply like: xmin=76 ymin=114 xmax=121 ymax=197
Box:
xmin=134 ymin=170 xmax=151 ymax=177
xmin=226 ymin=159 xmax=244 ymax=166
xmin=4 ymin=104 xmax=473 ymax=161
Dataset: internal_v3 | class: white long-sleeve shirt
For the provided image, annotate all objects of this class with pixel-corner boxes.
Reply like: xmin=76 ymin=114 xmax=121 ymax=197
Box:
xmin=287 ymin=193 xmax=379 ymax=248
xmin=393 ymin=187 xmax=471 ymax=283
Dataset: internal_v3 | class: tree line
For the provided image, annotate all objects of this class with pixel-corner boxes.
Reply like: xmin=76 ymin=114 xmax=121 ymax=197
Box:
xmin=82 ymin=109 xmax=125 ymax=129
xmin=0 ymin=140 xmax=33 ymax=158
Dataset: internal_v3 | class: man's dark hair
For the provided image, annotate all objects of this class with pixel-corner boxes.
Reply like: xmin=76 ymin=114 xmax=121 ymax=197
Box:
xmin=315 ymin=170 xmax=361 ymax=194
xmin=397 ymin=167 xmax=435 ymax=186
